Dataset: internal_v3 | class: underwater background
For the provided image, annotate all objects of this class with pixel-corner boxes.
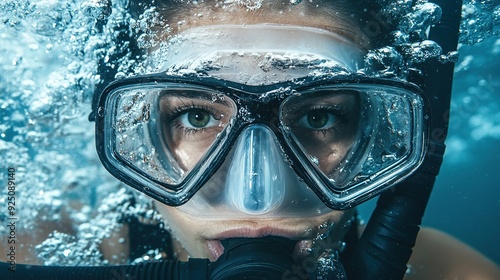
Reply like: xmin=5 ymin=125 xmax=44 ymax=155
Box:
xmin=358 ymin=36 xmax=500 ymax=263
xmin=1 ymin=0 xmax=499 ymax=265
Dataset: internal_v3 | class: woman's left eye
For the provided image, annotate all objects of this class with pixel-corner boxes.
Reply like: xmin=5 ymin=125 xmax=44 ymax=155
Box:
xmin=179 ymin=109 xmax=219 ymax=129
xmin=298 ymin=110 xmax=338 ymax=130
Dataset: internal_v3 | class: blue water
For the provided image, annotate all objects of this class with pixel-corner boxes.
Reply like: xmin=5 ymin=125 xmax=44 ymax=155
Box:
xmin=0 ymin=0 xmax=499 ymax=266
xmin=425 ymin=37 xmax=500 ymax=263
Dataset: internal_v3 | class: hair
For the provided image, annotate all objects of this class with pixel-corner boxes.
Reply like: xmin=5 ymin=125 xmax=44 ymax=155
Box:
xmin=128 ymin=0 xmax=395 ymax=49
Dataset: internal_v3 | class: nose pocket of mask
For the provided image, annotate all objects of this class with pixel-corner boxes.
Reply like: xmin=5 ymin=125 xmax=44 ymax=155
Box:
xmin=224 ymin=125 xmax=286 ymax=215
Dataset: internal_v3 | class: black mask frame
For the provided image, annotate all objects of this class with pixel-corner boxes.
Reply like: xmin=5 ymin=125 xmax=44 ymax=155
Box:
xmin=92 ymin=73 xmax=429 ymax=210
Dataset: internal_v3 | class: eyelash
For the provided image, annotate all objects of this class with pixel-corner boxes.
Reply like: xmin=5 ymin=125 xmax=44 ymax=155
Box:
xmin=162 ymin=104 xmax=221 ymax=134
xmin=295 ymin=105 xmax=348 ymax=135
xmin=162 ymin=102 xmax=350 ymax=138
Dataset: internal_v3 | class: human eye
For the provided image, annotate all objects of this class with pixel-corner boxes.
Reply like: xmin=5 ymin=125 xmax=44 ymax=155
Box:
xmin=164 ymin=105 xmax=223 ymax=135
xmin=176 ymin=107 xmax=221 ymax=130
xmin=159 ymin=93 xmax=235 ymax=144
xmin=282 ymin=90 xmax=361 ymax=140
xmin=157 ymin=91 xmax=236 ymax=171
xmin=289 ymin=105 xmax=347 ymax=139
xmin=297 ymin=107 xmax=340 ymax=131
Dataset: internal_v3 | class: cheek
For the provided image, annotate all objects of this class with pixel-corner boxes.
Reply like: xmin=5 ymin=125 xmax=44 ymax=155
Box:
xmin=321 ymin=145 xmax=344 ymax=174
xmin=171 ymin=142 xmax=206 ymax=170
xmin=154 ymin=202 xmax=207 ymax=258
xmin=307 ymin=140 xmax=353 ymax=175
xmin=165 ymin=129 xmax=223 ymax=171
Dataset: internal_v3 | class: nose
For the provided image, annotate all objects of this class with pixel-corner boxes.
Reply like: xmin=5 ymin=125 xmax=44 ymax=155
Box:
xmin=225 ymin=124 xmax=286 ymax=215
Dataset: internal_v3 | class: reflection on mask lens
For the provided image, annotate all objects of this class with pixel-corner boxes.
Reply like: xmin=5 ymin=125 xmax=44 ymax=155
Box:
xmin=159 ymin=91 xmax=236 ymax=171
xmin=281 ymin=86 xmax=420 ymax=193
xmin=109 ymin=85 xmax=237 ymax=186
xmin=281 ymin=90 xmax=361 ymax=177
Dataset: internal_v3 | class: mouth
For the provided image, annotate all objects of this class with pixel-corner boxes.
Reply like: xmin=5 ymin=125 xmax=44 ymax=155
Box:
xmin=206 ymin=226 xmax=315 ymax=262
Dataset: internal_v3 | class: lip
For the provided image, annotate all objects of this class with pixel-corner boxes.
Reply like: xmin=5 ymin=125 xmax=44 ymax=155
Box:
xmin=205 ymin=226 xmax=313 ymax=261
xmin=214 ymin=226 xmax=311 ymax=240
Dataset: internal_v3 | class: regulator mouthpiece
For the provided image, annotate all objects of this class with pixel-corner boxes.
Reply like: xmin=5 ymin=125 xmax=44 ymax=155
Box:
xmin=209 ymin=237 xmax=347 ymax=280
xmin=210 ymin=237 xmax=297 ymax=280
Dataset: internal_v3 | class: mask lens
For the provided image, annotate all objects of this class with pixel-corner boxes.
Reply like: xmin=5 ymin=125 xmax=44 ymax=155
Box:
xmin=105 ymin=84 xmax=237 ymax=188
xmin=281 ymin=85 xmax=424 ymax=197
xmin=281 ymin=89 xmax=361 ymax=182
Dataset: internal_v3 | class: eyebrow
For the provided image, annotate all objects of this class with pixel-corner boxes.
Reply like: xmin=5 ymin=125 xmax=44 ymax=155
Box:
xmin=160 ymin=90 xmax=231 ymax=107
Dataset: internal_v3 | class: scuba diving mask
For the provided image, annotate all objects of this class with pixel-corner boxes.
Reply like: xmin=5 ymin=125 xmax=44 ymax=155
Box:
xmin=93 ymin=74 xmax=427 ymax=214
xmin=92 ymin=25 xmax=428 ymax=217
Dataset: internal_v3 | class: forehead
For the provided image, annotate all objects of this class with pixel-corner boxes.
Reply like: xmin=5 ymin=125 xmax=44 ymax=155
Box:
xmin=153 ymin=24 xmax=365 ymax=84
xmin=159 ymin=2 xmax=369 ymax=49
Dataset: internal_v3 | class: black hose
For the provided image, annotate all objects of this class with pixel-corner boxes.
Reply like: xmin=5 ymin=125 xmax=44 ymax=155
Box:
xmin=0 ymin=237 xmax=302 ymax=280
xmin=343 ymin=168 xmax=438 ymax=280
xmin=0 ymin=260 xmax=183 ymax=280
xmin=344 ymin=1 xmax=463 ymax=279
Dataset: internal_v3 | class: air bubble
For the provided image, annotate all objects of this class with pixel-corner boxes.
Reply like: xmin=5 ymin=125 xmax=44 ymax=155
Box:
xmin=404 ymin=40 xmax=442 ymax=64
xmin=81 ymin=0 xmax=112 ymax=21
xmin=97 ymin=107 xmax=105 ymax=117
xmin=439 ymin=51 xmax=460 ymax=63
xmin=309 ymin=155 xmax=320 ymax=166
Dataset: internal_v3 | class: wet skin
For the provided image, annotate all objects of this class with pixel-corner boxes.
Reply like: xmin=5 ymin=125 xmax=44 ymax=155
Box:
xmin=152 ymin=4 xmax=367 ymax=262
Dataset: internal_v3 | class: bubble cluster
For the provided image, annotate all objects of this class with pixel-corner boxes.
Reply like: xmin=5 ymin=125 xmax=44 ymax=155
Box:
xmin=35 ymin=187 xmax=164 ymax=265
xmin=363 ymin=0 xmax=499 ymax=77
xmin=0 ymin=0 xmax=140 ymax=264
xmin=223 ymin=0 xmax=264 ymax=10
xmin=363 ymin=0 xmax=445 ymax=77
xmin=460 ymin=0 xmax=500 ymax=44
xmin=81 ymin=0 xmax=112 ymax=21
xmin=36 ymin=231 xmax=105 ymax=266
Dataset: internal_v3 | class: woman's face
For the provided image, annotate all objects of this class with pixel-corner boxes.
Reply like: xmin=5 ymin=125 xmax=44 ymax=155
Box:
xmin=153 ymin=3 xmax=368 ymax=262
